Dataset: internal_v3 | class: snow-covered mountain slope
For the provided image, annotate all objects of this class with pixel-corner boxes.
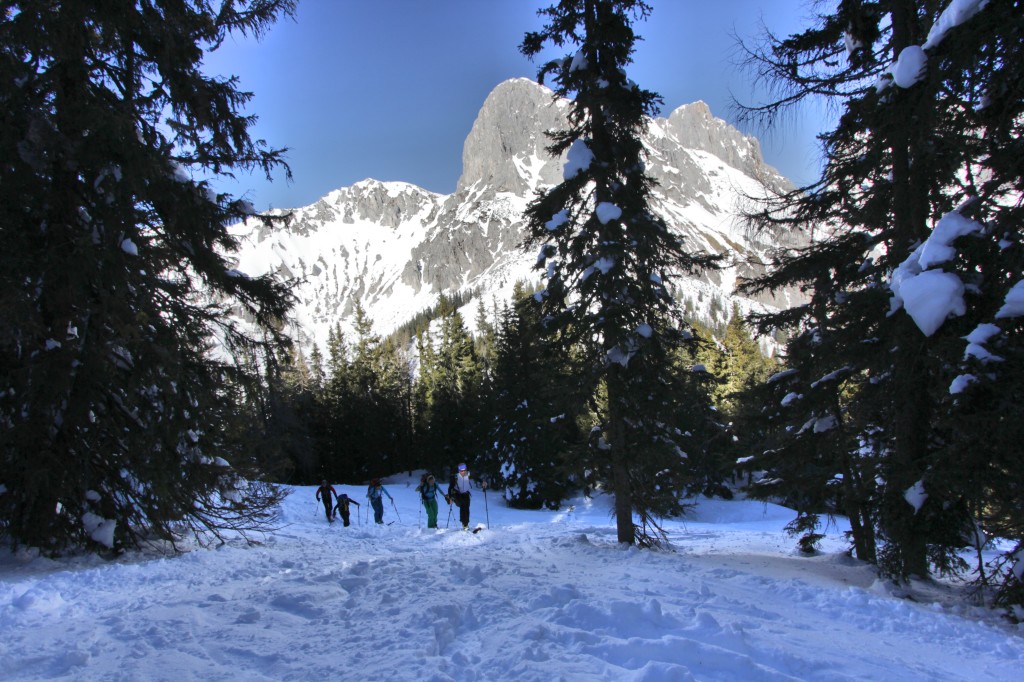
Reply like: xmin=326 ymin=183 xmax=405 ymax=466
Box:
xmin=228 ymin=78 xmax=805 ymax=348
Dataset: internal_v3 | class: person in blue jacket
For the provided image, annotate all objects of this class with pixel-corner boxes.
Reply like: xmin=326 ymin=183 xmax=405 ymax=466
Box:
xmin=366 ymin=478 xmax=393 ymax=524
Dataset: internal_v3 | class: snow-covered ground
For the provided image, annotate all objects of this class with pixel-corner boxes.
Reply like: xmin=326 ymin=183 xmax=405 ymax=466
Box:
xmin=2 ymin=473 xmax=1021 ymax=681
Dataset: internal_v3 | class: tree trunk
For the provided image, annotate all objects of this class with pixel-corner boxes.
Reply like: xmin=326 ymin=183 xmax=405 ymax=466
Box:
xmin=884 ymin=0 xmax=933 ymax=580
xmin=890 ymin=334 xmax=932 ymax=578
xmin=841 ymin=453 xmax=877 ymax=564
xmin=608 ymin=367 xmax=634 ymax=545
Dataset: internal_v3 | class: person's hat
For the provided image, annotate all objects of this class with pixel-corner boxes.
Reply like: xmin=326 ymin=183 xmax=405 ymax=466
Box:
xmin=458 ymin=464 xmax=467 ymax=471
xmin=371 ymin=478 xmax=380 ymax=485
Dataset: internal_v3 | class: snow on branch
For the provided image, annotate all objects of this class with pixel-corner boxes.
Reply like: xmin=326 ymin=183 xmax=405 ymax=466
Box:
xmin=995 ymin=281 xmax=1024 ymax=319
xmin=889 ymin=210 xmax=982 ymax=336
xmin=563 ymin=140 xmax=594 ymax=180
xmin=883 ymin=0 xmax=990 ymax=90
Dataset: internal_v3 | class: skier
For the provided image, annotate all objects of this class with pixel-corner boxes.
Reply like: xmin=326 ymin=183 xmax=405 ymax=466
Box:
xmin=367 ymin=478 xmax=393 ymax=524
xmin=416 ymin=473 xmax=443 ymax=529
xmin=446 ymin=464 xmax=473 ymax=530
xmin=334 ymin=492 xmax=360 ymax=527
xmin=315 ymin=480 xmax=337 ymax=523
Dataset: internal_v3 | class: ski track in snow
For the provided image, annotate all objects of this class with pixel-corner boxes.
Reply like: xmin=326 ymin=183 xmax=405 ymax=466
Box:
xmin=2 ymin=475 xmax=1022 ymax=681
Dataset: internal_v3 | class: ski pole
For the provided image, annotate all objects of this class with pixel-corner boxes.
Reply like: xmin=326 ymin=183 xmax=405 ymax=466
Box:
xmin=483 ymin=483 xmax=490 ymax=529
xmin=446 ymin=499 xmax=453 ymax=528
xmin=391 ymin=498 xmax=402 ymax=523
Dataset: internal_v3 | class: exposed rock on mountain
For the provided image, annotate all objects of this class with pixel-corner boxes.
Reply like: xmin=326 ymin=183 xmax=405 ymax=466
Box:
xmin=458 ymin=78 xmax=570 ymax=194
xmin=228 ymin=78 xmax=803 ymax=349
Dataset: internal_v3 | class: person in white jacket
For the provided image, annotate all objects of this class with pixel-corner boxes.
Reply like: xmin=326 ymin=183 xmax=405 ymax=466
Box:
xmin=446 ymin=464 xmax=473 ymax=530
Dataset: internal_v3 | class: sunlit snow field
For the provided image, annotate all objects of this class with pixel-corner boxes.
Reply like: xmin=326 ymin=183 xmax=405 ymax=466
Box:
xmin=2 ymin=472 xmax=1022 ymax=681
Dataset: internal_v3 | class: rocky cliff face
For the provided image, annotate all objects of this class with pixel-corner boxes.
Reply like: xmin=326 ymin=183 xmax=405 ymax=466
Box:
xmin=457 ymin=78 xmax=570 ymax=195
xmin=228 ymin=78 xmax=803 ymax=349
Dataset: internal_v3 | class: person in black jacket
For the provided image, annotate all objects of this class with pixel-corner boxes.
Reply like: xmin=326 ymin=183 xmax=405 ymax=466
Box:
xmin=334 ymin=493 xmax=360 ymax=527
xmin=447 ymin=464 xmax=472 ymax=530
xmin=315 ymin=480 xmax=337 ymax=523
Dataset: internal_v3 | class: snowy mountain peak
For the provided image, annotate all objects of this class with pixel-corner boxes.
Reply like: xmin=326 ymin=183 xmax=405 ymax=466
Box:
xmin=457 ymin=78 xmax=568 ymax=195
xmin=230 ymin=78 xmax=805 ymax=349
xmin=656 ymin=100 xmax=785 ymax=191
xmin=290 ymin=179 xmax=444 ymax=232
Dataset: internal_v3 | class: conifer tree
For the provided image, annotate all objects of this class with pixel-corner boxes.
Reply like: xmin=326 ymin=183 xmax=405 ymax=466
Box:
xmin=0 ymin=0 xmax=297 ymax=553
xmin=473 ymin=298 xmax=498 ymax=376
xmin=412 ymin=327 xmax=437 ymax=462
xmin=706 ymin=308 xmax=780 ymax=491
xmin=241 ymin=346 xmax=317 ymax=484
xmin=317 ymin=308 xmax=412 ymax=480
xmin=737 ymin=1 xmax=1023 ymax=591
xmin=485 ymin=283 xmax=586 ymax=508
xmin=740 ymin=320 xmax=878 ymax=559
xmin=521 ymin=0 xmax=718 ymax=544
xmin=348 ymin=303 xmax=411 ymax=476
xmin=664 ymin=323 xmax=733 ymax=501
xmin=719 ymin=306 xmax=777 ymax=415
xmin=308 ymin=343 xmax=326 ymax=396
xmin=298 ymin=342 xmax=330 ymax=482
xmin=321 ymin=324 xmax=353 ymax=481
xmin=412 ymin=296 xmax=486 ymax=475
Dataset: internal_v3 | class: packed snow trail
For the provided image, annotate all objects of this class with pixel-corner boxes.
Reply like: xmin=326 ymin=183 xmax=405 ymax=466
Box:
xmin=2 ymin=474 xmax=1022 ymax=681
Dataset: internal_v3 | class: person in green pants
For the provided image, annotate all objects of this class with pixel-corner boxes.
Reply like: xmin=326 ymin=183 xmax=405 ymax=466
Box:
xmin=416 ymin=473 xmax=443 ymax=528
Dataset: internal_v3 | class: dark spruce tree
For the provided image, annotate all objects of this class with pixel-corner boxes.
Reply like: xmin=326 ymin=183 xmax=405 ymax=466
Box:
xmin=0 ymin=1 xmax=297 ymax=554
xmin=739 ymin=318 xmax=879 ymax=560
xmin=346 ymin=303 xmax=413 ymax=477
xmin=264 ymin=346 xmax=320 ymax=484
xmin=484 ymin=283 xmax=589 ymax=509
xmin=521 ymin=0 xmax=718 ymax=545
xmin=716 ymin=307 xmax=778 ymax=417
xmin=321 ymin=324 xmax=353 ymax=481
xmin=737 ymin=0 xmax=1024 ymax=599
xmin=412 ymin=295 xmax=486 ymax=476
xmin=917 ymin=1 xmax=1024 ymax=610
xmin=669 ymin=323 xmax=738 ymax=501
xmin=679 ymin=313 xmax=780 ymax=499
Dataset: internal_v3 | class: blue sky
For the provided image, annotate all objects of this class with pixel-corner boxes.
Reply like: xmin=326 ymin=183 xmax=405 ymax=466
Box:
xmin=205 ymin=0 xmax=826 ymax=210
